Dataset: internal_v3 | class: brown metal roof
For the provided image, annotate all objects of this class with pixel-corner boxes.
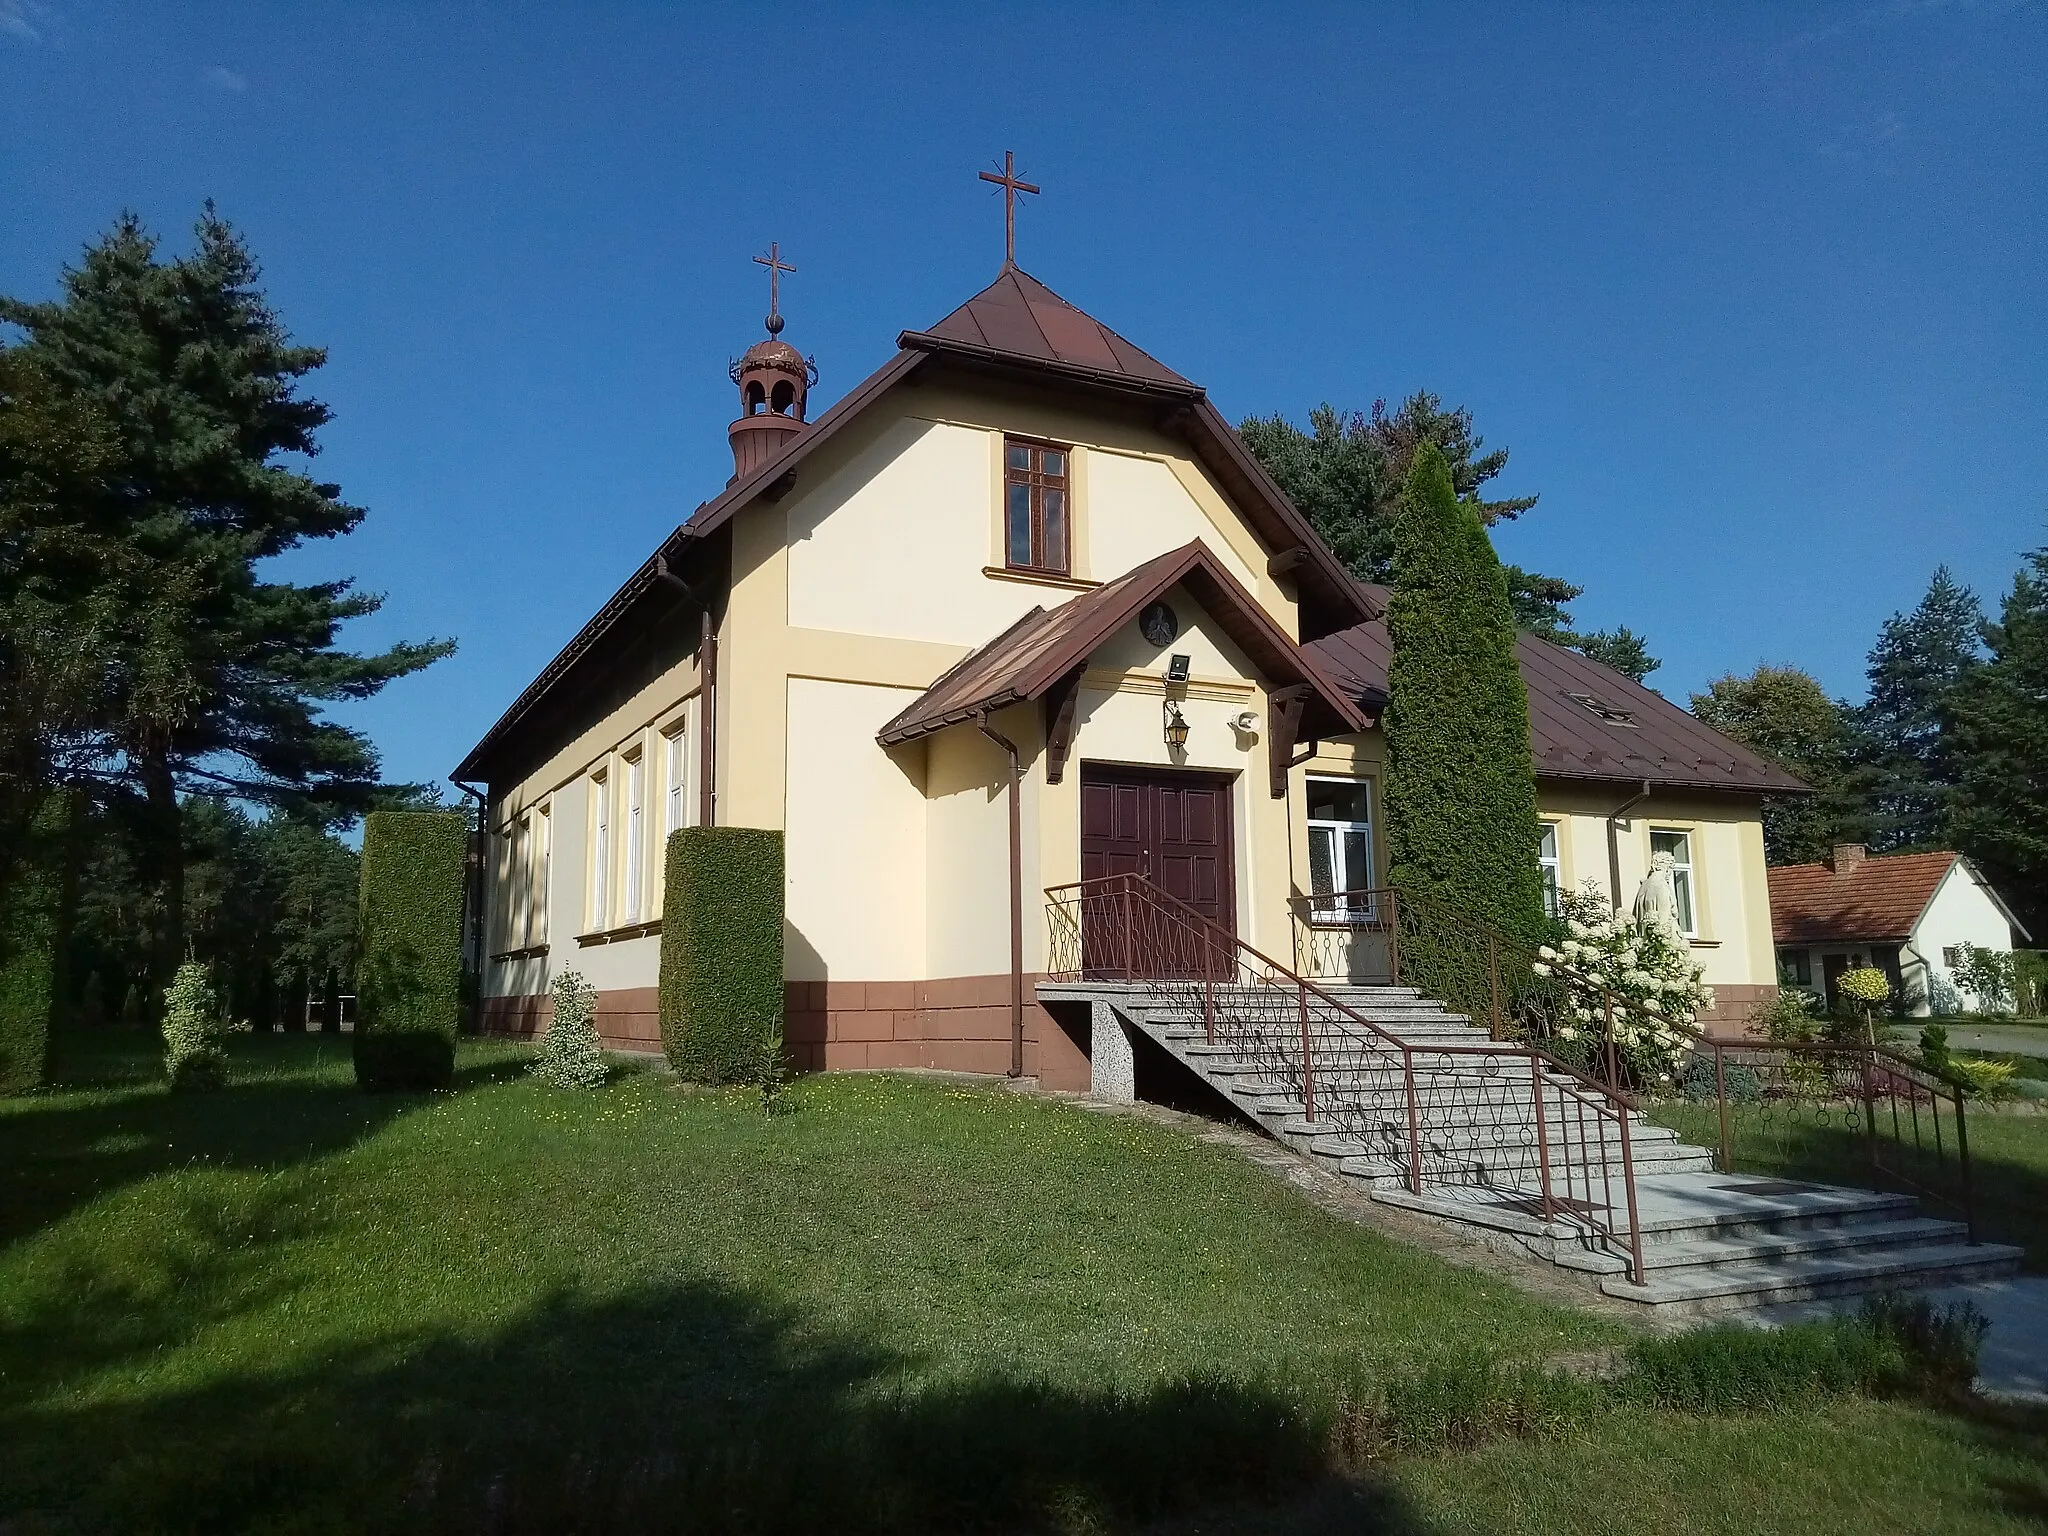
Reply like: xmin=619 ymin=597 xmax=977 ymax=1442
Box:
xmin=877 ymin=541 xmax=1368 ymax=746
xmin=1769 ymin=851 xmax=1960 ymax=943
xmin=1305 ymin=585 xmax=1810 ymax=795
xmin=901 ymin=264 xmax=1197 ymax=393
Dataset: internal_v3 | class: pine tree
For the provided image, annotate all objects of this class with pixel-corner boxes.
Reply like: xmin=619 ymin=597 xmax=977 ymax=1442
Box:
xmin=1382 ymin=442 xmax=1547 ymax=946
xmin=1944 ymin=542 xmax=2048 ymax=937
xmin=0 ymin=210 xmax=452 ymax=997
xmin=1690 ymin=666 xmax=1871 ymax=865
xmin=1857 ymin=566 xmax=1986 ymax=852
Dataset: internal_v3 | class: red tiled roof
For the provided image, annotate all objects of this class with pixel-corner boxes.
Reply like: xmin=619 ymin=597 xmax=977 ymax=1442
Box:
xmin=876 ymin=541 xmax=1367 ymax=746
xmin=1768 ymin=851 xmax=1959 ymax=943
xmin=1305 ymin=586 xmax=1810 ymax=795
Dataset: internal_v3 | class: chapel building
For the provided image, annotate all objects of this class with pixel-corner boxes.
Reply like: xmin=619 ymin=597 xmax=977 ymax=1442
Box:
xmin=453 ymin=258 xmax=1800 ymax=1086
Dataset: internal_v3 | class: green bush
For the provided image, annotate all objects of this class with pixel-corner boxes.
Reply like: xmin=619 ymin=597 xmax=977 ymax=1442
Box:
xmin=659 ymin=826 xmax=785 ymax=1084
xmin=1382 ymin=442 xmax=1547 ymax=949
xmin=354 ymin=810 xmax=468 ymax=1092
xmin=161 ymin=961 xmax=230 ymax=1091
xmin=532 ymin=969 xmax=607 ymax=1088
xmin=0 ymin=796 xmax=65 ymax=1095
xmin=1680 ymin=1056 xmax=1761 ymax=1104
xmin=0 ymin=893 xmax=55 ymax=1098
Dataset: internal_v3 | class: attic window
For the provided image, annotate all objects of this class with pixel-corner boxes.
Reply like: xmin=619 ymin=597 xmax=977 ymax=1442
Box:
xmin=1004 ymin=437 xmax=1069 ymax=576
xmin=1565 ymin=689 xmax=1638 ymax=727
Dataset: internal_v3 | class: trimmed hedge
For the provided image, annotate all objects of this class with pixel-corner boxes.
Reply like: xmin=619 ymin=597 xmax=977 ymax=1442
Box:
xmin=1383 ymin=442 xmax=1547 ymax=950
xmin=354 ymin=810 xmax=468 ymax=1091
xmin=659 ymin=826 xmax=785 ymax=1083
xmin=0 ymin=797 xmax=65 ymax=1097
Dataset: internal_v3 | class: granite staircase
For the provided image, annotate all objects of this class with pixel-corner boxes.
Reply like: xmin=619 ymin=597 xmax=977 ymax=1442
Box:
xmin=1043 ymin=979 xmax=2022 ymax=1317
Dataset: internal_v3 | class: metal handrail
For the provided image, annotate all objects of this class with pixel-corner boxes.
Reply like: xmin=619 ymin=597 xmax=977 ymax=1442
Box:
xmin=1046 ymin=872 xmax=1649 ymax=1281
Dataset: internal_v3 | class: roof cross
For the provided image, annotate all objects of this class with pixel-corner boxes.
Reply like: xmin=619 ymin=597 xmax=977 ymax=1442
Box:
xmin=978 ymin=151 xmax=1040 ymax=268
xmin=753 ymin=241 xmax=795 ymax=334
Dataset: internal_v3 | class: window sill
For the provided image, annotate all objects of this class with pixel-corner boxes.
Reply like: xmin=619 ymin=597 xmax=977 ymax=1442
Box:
xmin=490 ymin=943 xmax=550 ymax=963
xmin=575 ymin=919 xmax=663 ymax=947
xmin=982 ymin=565 xmax=1099 ymax=592
xmin=1687 ymin=937 xmax=1720 ymax=949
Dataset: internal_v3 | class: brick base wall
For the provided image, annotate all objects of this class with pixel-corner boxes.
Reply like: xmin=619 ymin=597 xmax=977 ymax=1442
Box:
xmin=479 ymin=973 xmax=1092 ymax=1091
xmin=1699 ymin=982 xmax=1777 ymax=1040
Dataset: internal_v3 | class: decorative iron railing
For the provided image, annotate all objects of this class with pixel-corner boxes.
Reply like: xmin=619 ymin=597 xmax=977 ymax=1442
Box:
xmin=1045 ymin=873 xmax=1649 ymax=1282
xmin=1694 ymin=1040 xmax=1979 ymax=1239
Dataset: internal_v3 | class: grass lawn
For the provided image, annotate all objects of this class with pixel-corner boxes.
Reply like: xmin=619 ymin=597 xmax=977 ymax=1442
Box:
xmin=3 ymin=1032 xmax=2045 ymax=1534
xmin=1651 ymin=1100 xmax=2048 ymax=1272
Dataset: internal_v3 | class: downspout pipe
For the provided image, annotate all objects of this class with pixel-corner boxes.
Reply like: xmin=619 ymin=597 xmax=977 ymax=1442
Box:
xmin=656 ymin=553 xmax=717 ymax=828
xmin=452 ymin=781 xmax=490 ymax=1031
xmin=1605 ymin=778 xmax=1653 ymax=912
xmin=976 ymin=711 xmax=1026 ymax=1079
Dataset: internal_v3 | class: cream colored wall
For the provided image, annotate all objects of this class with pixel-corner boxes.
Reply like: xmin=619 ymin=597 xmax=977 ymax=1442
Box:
xmin=925 ymin=703 xmax=1037 ymax=982
xmin=781 ymin=382 xmax=1297 ymax=650
xmin=1277 ymin=733 xmax=1779 ymax=991
xmin=784 ymin=677 xmax=930 ymax=982
xmin=479 ymin=654 xmax=700 ymax=1000
xmin=483 ymin=368 xmax=1323 ymax=1005
xmin=1534 ymin=783 xmax=1778 ymax=989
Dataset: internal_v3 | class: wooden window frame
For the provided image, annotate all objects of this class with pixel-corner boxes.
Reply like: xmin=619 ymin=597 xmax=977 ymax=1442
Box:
xmin=1003 ymin=435 xmax=1071 ymax=577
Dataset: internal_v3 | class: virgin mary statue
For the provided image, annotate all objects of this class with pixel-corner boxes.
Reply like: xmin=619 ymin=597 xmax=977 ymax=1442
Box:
xmin=1632 ymin=851 xmax=1682 ymax=939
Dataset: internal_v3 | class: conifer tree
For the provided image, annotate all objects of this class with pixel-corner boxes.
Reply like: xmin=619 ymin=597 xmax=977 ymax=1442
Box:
xmin=1382 ymin=443 xmax=1547 ymax=945
xmin=0 ymin=210 xmax=452 ymax=997
xmin=1944 ymin=542 xmax=2048 ymax=936
xmin=1857 ymin=566 xmax=1985 ymax=851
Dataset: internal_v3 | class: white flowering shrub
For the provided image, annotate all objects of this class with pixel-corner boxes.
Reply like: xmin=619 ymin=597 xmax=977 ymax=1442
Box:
xmin=1531 ymin=879 xmax=1714 ymax=1090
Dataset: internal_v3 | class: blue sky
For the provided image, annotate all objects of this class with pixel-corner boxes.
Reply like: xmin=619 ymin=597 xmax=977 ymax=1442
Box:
xmin=4 ymin=2 xmax=2043 ymax=794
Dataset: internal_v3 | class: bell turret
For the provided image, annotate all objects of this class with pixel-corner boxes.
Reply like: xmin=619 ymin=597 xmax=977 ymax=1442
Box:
xmin=727 ymin=243 xmax=816 ymax=482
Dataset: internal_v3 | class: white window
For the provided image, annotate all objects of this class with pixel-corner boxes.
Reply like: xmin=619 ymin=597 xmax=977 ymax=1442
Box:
xmin=1649 ymin=828 xmax=1697 ymax=937
xmin=511 ymin=815 xmax=531 ymax=948
xmin=1538 ymin=823 xmax=1561 ymax=917
xmin=623 ymin=750 xmax=644 ymax=923
xmin=665 ymin=726 xmax=687 ymax=836
xmin=534 ymin=804 xmax=551 ymax=945
xmin=1306 ymin=777 xmax=1374 ymax=920
xmin=590 ymin=769 xmax=611 ymax=931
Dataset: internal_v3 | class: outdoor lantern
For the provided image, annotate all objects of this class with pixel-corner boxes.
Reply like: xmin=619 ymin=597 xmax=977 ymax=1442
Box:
xmin=1163 ymin=699 xmax=1190 ymax=750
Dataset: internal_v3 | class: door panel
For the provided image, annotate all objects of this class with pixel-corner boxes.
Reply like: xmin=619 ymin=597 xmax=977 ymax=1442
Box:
xmin=1078 ymin=766 xmax=1235 ymax=977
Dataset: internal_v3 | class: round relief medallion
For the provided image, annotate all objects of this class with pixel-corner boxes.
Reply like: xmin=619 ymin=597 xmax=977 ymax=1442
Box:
xmin=1139 ymin=601 xmax=1180 ymax=648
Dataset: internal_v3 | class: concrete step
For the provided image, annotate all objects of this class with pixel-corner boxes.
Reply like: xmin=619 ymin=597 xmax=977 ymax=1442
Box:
xmin=1547 ymin=1215 xmax=1976 ymax=1277
xmin=1597 ymin=1241 xmax=2024 ymax=1315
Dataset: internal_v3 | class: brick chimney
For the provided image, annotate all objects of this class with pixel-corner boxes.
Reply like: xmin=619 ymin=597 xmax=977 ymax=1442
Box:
xmin=1829 ymin=843 xmax=1867 ymax=873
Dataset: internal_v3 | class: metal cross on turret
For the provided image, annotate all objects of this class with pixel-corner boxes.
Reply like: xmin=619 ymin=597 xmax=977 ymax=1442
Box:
xmin=753 ymin=241 xmax=795 ymax=335
xmin=978 ymin=151 xmax=1040 ymax=268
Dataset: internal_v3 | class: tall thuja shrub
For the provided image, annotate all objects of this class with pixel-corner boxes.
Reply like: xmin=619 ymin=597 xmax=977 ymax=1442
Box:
xmin=161 ymin=960 xmax=229 ymax=1091
xmin=354 ymin=810 xmax=467 ymax=1091
xmin=659 ymin=827 xmax=785 ymax=1084
xmin=1383 ymin=442 xmax=1547 ymax=972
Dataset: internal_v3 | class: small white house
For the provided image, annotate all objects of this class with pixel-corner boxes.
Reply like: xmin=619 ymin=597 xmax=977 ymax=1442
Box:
xmin=1769 ymin=843 xmax=2031 ymax=1016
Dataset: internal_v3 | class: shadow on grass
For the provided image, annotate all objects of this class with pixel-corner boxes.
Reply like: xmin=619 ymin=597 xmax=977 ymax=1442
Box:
xmin=0 ymin=1031 xmax=527 ymax=1251
xmin=0 ymin=1273 xmax=1440 ymax=1536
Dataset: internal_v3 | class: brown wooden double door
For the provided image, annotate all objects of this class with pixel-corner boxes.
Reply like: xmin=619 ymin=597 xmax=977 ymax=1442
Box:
xmin=1079 ymin=766 xmax=1235 ymax=976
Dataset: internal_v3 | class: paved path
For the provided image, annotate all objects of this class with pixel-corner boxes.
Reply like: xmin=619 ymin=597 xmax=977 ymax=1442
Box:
xmin=1752 ymin=1277 xmax=2048 ymax=1402
xmin=1887 ymin=1023 xmax=2048 ymax=1057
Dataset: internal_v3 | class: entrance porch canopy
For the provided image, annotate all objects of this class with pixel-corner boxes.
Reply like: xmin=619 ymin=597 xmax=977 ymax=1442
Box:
xmin=876 ymin=540 xmax=1372 ymax=796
